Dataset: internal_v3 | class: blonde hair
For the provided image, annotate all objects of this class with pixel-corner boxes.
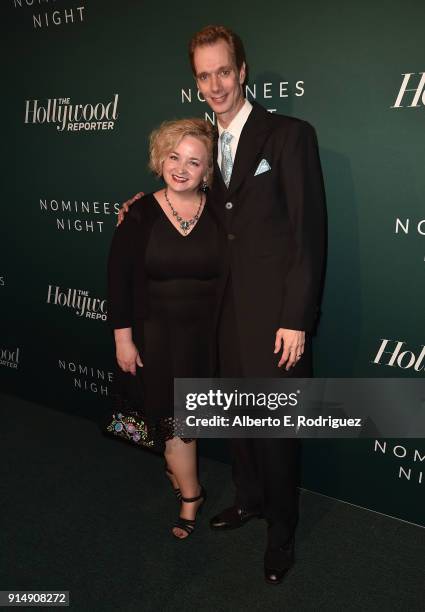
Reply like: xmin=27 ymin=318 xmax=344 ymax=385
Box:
xmin=149 ymin=118 xmax=214 ymax=186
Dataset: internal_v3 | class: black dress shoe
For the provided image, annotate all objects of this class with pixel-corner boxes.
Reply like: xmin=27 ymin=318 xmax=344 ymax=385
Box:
xmin=210 ymin=506 xmax=262 ymax=530
xmin=264 ymin=543 xmax=294 ymax=585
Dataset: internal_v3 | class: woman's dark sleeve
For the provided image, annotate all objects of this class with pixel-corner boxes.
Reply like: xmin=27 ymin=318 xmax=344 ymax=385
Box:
xmin=107 ymin=208 xmax=141 ymax=330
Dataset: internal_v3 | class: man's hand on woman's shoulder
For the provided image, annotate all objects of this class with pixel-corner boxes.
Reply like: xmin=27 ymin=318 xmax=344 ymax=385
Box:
xmin=116 ymin=191 xmax=144 ymax=226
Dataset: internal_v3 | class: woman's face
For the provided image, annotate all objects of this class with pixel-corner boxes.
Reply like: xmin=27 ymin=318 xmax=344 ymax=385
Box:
xmin=162 ymin=135 xmax=208 ymax=195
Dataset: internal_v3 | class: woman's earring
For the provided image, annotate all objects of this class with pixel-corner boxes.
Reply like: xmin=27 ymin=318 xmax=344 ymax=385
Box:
xmin=200 ymin=180 xmax=208 ymax=192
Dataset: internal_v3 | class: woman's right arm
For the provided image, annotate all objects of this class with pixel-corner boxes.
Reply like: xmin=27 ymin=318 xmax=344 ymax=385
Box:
xmin=108 ymin=206 xmax=143 ymax=374
xmin=114 ymin=327 xmax=143 ymax=375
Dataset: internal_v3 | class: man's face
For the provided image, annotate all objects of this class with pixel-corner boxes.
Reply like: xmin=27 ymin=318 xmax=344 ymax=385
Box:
xmin=194 ymin=39 xmax=246 ymax=127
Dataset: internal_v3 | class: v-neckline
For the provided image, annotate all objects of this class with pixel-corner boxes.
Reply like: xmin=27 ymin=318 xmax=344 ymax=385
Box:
xmin=152 ymin=191 xmax=206 ymax=238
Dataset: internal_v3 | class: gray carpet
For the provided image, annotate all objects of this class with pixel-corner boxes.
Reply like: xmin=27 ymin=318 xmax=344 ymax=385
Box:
xmin=1 ymin=393 xmax=424 ymax=611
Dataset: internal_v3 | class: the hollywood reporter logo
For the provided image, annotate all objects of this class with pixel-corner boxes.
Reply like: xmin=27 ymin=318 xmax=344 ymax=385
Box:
xmin=373 ymin=339 xmax=425 ymax=371
xmin=47 ymin=285 xmax=107 ymax=321
xmin=392 ymin=72 xmax=425 ymax=108
xmin=24 ymin=94 xmax=119 ymax=132
xmin=0 ymin=347 xmax=20 ymax=369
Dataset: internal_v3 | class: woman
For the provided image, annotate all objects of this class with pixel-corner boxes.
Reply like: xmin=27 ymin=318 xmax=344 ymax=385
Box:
xmin=108 ymin=118 xmax=219 ymax=539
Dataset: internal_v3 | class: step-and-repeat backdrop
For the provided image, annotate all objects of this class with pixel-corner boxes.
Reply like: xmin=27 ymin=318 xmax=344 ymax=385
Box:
xmin=2 ymin=1 xmax=424 ymax=525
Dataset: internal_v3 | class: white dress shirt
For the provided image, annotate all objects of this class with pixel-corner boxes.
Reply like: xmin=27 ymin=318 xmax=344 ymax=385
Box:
xmin=217 ymin=98 xmax=253 ymax=169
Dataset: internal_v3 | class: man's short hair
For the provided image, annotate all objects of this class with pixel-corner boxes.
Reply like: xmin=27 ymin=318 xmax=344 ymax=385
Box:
xmin=149 ymin=118 xmax=214 ymax=186
xmin=189 ymin=25 xmax=247 ymax=76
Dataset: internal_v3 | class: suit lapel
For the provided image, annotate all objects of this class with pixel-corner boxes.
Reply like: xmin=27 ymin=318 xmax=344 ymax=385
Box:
xmin=212 ymin=129 xmax=227 ymax=191
xmin=214 ymin=157 xmax=227 ymax=192
xmin=226 ymin=102 xmax=272 ymax=197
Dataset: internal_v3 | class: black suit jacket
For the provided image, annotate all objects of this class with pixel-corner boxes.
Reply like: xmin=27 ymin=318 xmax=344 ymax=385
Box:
xmin=210 ymin=101 xmax=326 ymax=376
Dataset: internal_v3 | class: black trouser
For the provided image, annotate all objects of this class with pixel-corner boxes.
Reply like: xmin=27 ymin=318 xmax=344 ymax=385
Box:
xmin=218 ymin=276 xmax=309 ymax=549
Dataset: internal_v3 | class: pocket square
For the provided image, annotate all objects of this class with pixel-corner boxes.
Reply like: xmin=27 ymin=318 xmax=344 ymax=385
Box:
xmin=254 ymin=158 xmax=271 ymax=176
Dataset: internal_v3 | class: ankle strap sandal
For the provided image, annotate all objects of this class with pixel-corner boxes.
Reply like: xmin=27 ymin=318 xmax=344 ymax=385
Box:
xmin=173 ymin=486 xmax=206 ymax=539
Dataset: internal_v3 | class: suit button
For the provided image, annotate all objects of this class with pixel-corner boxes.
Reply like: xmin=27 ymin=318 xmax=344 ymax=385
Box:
xmin=227 ymin=233 xmax=236 ymax=241
xmin=225 ymin=202 xmax=233 ymax=210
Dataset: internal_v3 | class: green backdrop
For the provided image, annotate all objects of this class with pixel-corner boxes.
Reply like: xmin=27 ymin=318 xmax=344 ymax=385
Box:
xmin=2 ymin=0 xmax=424 ymax=526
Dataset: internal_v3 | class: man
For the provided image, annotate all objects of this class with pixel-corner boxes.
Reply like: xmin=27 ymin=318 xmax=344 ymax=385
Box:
xmin=120 ymin=25 xmax=325 ymax=584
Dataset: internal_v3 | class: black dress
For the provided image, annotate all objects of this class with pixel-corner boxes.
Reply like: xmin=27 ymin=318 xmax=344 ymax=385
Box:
xmin=108 ymin=192 xmax=220 ymax=445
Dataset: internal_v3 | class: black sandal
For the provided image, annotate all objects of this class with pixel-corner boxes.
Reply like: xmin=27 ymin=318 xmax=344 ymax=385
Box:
xmin=165 ymin=464 xmax=182 ymax=501
xmin=173 ymin=486 xmax=206 ymax=539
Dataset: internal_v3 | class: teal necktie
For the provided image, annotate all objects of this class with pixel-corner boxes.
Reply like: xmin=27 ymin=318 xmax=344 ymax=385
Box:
xmin=220 ymin=131 xmax=233 ymax=187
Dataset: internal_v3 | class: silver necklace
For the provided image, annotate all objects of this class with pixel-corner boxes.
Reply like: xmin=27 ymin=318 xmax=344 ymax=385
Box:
xmin=164 ymin=189 xmax=203 ymax=235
